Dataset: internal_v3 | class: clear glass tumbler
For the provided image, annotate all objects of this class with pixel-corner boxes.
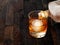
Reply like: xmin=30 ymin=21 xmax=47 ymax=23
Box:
xmin=28 ymin=10 xmax=48 ymax=38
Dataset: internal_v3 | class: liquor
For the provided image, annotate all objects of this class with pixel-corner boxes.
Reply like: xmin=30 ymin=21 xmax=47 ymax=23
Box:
xmin=28 ymin=10 xmax=48 ymax=38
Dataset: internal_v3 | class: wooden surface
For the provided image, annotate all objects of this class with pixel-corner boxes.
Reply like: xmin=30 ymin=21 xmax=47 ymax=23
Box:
xmin=0 ymin=0 xmax=58 ymax=45
xmin=0 ymin=0 xmax=23 ymax=45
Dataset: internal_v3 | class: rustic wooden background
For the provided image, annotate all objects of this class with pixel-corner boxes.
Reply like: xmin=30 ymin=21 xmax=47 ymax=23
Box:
xmin=0 ymin=0 xmax=58 ymax=45
xmin=0 ymin=0 xmax=23 ymax=45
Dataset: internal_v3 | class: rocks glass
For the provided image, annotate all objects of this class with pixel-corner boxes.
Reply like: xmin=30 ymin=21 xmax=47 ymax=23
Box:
xmin=28 ymin=10 xmax=48 ymax=38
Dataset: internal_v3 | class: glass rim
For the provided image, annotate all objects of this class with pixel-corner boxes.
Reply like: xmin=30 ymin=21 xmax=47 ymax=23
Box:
xmin=28 ymin=10 xmax=41 ymax=19
xmin=28 ymin=10 xmax=48 ymax=19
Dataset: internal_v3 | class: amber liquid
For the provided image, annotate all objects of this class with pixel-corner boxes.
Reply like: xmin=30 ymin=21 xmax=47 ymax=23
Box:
xmin=29 ymin=17 xmax=47 ymax=38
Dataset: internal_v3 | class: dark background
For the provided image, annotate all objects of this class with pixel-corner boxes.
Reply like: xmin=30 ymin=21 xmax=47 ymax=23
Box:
xmin=0 ymin=0 xmax=59 ymax=45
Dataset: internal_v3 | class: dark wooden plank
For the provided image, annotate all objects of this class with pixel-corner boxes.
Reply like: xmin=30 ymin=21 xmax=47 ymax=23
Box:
xmin=0 ymin=42 xmax=3 ymax=45
xmin=4 ymin=26 xmax=14 ymax=45
xmin=13 ymin=25 xmax=22 ymax=45
xmin=4 ymin=25 xmax=22 ymax=45
xmin=5 ymin=4 xmax=14 ymax=25
xmin=4 ymin=26 xmax=13 ymax=40
xmin=0 ymin=19 xmax=5 ymax=43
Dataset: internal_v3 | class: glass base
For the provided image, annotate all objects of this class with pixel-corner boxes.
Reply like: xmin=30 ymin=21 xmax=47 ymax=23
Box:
xmin=30 ymin=32 xmax=46 ymax=38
